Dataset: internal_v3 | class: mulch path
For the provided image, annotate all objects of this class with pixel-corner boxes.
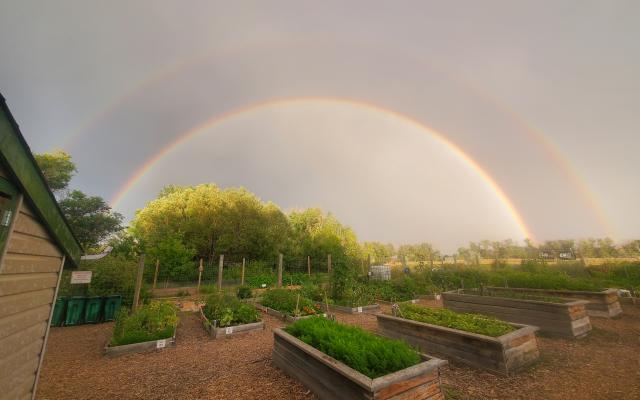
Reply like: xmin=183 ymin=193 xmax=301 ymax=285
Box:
xmin=38 ymin=300 xmax=640 ymax=399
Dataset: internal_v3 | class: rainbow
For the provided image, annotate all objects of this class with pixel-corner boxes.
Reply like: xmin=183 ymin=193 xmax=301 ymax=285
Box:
xmin=109 ymin=96 xmax=535 ymax=241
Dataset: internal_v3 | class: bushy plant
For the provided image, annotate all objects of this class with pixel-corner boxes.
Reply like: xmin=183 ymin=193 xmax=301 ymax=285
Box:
xmin=236 ymin=285 xmax=253 ymax=299
xmin=260 ymin=288 xmax=320 ymax=316
xmin=397 ymin=303 xmax=514 ymax=337
xmin=111 ymin=301 xmax=178 ymax=346
xmin=202 ymin=293 xmax=260 ymax=327
xmin=285 ymin=317 xmax=421 ymax=378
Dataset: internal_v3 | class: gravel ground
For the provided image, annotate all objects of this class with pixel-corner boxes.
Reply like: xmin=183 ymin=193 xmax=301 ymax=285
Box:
xmin=38 ymin=300 xmax=640 ymax=399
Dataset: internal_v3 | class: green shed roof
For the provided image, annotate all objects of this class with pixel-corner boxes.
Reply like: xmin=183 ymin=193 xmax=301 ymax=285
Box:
xmin=0 ymin=93 xmax=82 ymax=266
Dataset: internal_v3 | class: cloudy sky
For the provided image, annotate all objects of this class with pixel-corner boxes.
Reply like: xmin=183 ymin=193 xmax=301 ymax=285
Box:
xmin=1 ymin=1 xmax=638 ymax=251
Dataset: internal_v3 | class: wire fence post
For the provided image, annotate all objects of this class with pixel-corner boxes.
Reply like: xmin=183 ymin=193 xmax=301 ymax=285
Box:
xmin=277 ymin=253 xmax=283 ymax=288
xmin=241 ymin=257 xmax=246 ymax=285
xmin=217 ymin=254 xmax=224 ymax=291
xmin=197 ymin=258 xmax=203 ymax=294
xmin=133 ymin=254 xmax=145 ymax=310
xmin=307 ymin=255 xmax=311 ymax=277
xmin=152 ymin=258 xmax=159 ymax=289
xmin=327 ymin=253 xmax=332 ymax=274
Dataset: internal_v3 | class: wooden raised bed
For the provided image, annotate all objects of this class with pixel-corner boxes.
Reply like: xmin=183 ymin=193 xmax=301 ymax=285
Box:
xmin=376 ymin=299 xmax=420 ymax=306
xmin=322 ymin=303 xmax=380 ymax=314
xmin=376 ymin=313 xmax=539 ymax=375
xmin=199 ymin=306 xmax=264 ymax=338
xmin=485 ymin=287 xmax=622 ymax=318
xmin=273 ymin=328 xmax=447 ymax=400
xmin=254 ymin=303 xmax=325 ymax=322
xmin=442 ymin=290 xmax=591 ymax=338
xmin=105 ymin=327 xmax=176 ymax=357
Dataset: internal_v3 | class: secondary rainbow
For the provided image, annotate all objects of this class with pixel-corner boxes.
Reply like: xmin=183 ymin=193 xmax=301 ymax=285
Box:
xmin=110 ymin=96 xmax=535 ymax=241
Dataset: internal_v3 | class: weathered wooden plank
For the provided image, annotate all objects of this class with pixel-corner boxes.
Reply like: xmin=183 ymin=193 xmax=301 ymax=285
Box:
xmin=0 ymin=273 xmax=59 ymax=296
xmin=2 ymin=253 xmax=62 ymax=274
xmin=2 ymin=368 xmax=36 ymax=400
xmin=104 ymin=330 xmax=176 ymax=358
xmin=6 ymin=232 xmax=62 ymax=257
xmin=13 ymin=212 xmax=51 ymax=239
xmin=444 ymin=291 xmax=585 ymax=312
xmin=443 ymin=299 xmax=577 ymax=323
xmin=0 ymin=321 xmax=47 ymax=359
xmin=0 ymin=352 xmax=38 ymax=392
xmin=0 ymin=304 xmax=50 ymax=340
xmin=0 ymin=288 xmax=54 ymax=319
xmin=0 ymin=337 xmax=43 ymax=377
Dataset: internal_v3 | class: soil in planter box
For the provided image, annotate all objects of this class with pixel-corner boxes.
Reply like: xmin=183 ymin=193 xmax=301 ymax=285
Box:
xmin=284 ymin=317 xmax=420 ymax=378
xmin=396 ymin=303 xmax=515 ymax=337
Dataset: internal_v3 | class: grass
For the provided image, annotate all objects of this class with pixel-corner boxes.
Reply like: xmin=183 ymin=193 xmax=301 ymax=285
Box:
xmin=285 ymin=317 xmax=421 ymax=378
xmin=260 ymin=288 xmax=320 ymax=316
xmin=202 ymin=293 xmax=260 ymax=327
xmin=397 ymin=303 xmax=515 ymax=337
xmin=110 ymin=301 xmax=178 ymax=346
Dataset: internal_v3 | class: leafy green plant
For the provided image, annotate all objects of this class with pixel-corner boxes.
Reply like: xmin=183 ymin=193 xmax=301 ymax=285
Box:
xmin=397 ymin=303 xmax=515 ymax=337
xmin=260 ymin=288 xmax=320 ymax=316
xmin=285 ymin=317 xmax=421 ymax=378
xmin=236 ymin=285 xmax=253 ymax=299
xmin=202 ymin=293 xmax=260 ymax=327
xmin=110 ymin=301 xmax=178 ymax=346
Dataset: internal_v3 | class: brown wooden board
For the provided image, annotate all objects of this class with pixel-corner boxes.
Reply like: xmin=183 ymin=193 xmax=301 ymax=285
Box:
xmin=104 ymin=328 xmax=176 ymax=357
xmin=485 ymin=287 xmax=622 ymax=318
xmin=254 ymin=303 xmax=324 ymax=323
xmin=321 ymin=303 xmax=380 ymax=314
xmin=442 ymin=290 xmax=592 ymax=338
xmin=376 ymin=313 xmax=539 ymax=375
xmin=272 ymin=328 xmax=447 ymax=400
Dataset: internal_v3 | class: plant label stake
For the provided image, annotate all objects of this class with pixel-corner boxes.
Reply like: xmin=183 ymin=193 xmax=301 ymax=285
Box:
xmin=156 ymin=339 xmax=166 ymax=349
xmin=225 ymin=327 xmax=233 ymax=335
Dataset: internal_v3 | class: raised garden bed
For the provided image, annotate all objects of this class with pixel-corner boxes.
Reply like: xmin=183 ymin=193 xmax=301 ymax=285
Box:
xmin=377 ymin=311 xmax=539 ymax=375
xmin=273 ymin=325 xmax=446 ymax=399
xmin=485 ymin=286 xmax=622 ymax=318
xmin=254 ymin=303 xmax=325 ymax=322
xmin=376 ymin=298 xmax=420 ymax=305
xmin=442 ymin=289 xmax=591 ymax=338
xmin=199 ymin=305 xmax=264 ymax=338
xmin=322 ymin=303 xmax=380 ymax=314
xmin=105 ymin=326 xmax=176 ymax=357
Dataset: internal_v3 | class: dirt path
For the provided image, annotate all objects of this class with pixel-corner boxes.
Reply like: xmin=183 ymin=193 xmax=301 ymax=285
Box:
xmin=38 ymin=301 xmax=640 ymax=399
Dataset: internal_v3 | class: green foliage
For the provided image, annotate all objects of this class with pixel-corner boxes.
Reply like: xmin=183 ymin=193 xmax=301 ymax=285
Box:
xmin=59 ymin=190 xmax=123 ymax=250
xmin=146 ymin=234 xmax=197 ymax=282
xmin=110 ymin=302 xmax=178 ymax=346
xmin=34 ymin=150 xmax=77 ymax=193
xmin=202 ymin=293 xmax=260 ymax=327
xmin=398 ymin=303 xmax=515 ymax=337
xmin=236 ymin=285 xmax=253 ymax=299
xmin=285 ymin=317 xmax=421 ymax=378
xmin=260 ymin=289 xmax=320 ymax=316
xmin=397 ymin=242 xmax=440 ymax=262
xmin=58 ymin=256 xmax=148 ymax=307
xmin=370 ymin=277 xmax=426 ymax=302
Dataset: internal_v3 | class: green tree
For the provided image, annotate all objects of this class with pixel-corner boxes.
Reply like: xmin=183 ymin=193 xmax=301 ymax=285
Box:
xmin=34 ymin=150 xmax=77 ymax=194
xmin=59 ymin=190 xmax=123 ymax=250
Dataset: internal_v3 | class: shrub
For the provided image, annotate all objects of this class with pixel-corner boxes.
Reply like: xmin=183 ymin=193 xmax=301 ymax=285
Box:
xmin=202 ymin=293 xmax=260 ymax=327
xmin=285 ymin=317 xmax=421 ymax=378
xmin=237 ymin=285 xmax=253 ymax=299
xmin=397 ymin=303 xmax=515 ymax=337
xmin=260 ymin=289 xmax=320 ymax=316
xmin=110 ymin=301 xmax=178 ymax=346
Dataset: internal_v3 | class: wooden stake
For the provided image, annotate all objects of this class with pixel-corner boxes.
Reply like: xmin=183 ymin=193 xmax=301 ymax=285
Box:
xmin=133 ymin=254 xmax=145 ymax=309
xmin=327 ymin=254 xmax=332 ymax=274
xmin=217 ymin=254 xmax=224 ymax=291
xmin=152 ymin=258 xmax=159 ymax=289
xmin=277 ymin=253 xmax=283 ymax=288
xmin=307 ymin=256 xmax=311 ymax=277
xmin=241 ymin=258 xmax=246 ymax=285
xmin=197 ymin=258 xmax=203 ymax=294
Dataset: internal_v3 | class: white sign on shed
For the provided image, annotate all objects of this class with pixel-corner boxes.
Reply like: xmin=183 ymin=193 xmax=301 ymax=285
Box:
xmin=70 ymin=270 xmax=92 ymax=284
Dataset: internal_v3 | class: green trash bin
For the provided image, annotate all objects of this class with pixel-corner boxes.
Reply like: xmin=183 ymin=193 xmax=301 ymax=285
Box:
xmin=65 ymin=296 xmax=86 ymax=326
xmin=51 ymin=297 xmax=67 ymax=327
xmin=103 ymin=295 xmax=122 ymax=322
xmin=84 ymin=296 xmax=103 ymax=324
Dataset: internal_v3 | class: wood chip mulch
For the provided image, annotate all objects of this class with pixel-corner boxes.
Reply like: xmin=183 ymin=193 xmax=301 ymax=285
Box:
xmin=38 ymin=300 xmax=640 ymax=399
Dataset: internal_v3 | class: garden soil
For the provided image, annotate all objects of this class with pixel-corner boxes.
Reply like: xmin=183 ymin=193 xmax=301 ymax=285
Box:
xmin=38 ymin=300 xmax=640 ymax=399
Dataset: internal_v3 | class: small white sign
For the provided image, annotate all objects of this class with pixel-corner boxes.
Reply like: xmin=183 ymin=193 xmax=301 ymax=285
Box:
xmin=261 ymin=284 xmax=267 ymax=288
xmin=435 ymin=294 xmax=441 ymax=301
xmin=356 ymin=307 xmax=363 ymax=313
xmin=70 ymin=271 xmax=92 ymax=284
xmin=156 ymin=339 xmax=167 ymax=349
xmin=225 ymin=327 xmax=233 ymax=335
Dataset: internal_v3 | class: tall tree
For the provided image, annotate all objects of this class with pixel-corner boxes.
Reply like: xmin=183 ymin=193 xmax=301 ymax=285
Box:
xmin=33 ymin=150 xmax=77 ymax=194
xmin=59 ymin=190 xmax=123 ymax=250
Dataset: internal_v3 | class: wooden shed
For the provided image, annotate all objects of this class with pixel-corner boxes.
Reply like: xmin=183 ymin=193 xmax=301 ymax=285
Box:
xmin=0 ymin=93 xmax=82 ymax=399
